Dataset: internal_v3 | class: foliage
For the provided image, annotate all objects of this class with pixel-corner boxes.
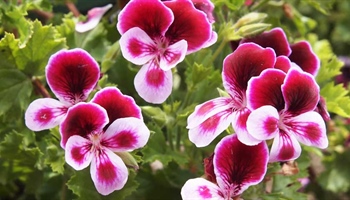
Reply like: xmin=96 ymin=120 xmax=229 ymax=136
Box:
xmin=0 ymin=0 xmax=350 ymax=199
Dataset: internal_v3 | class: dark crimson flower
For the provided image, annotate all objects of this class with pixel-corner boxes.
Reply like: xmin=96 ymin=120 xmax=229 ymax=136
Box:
xmin=25 ymin=48 xmax=100 ymax=131
xmin=75 ymin=4 xmax=112 ymax=33
xmin=246 ymin=68 xmax=328 ymax=162
xmin=181 ymin=134 xmax=269 ymax=199
xmin=61 ymin=100 xmax=149 ymax=195
xmin=187 ymin=43 xmax=275 ymax=147
xmin=239 ymin=27 xmax=320 ymax=76
xmin=117 ymin=0 xmax=213 ymax=103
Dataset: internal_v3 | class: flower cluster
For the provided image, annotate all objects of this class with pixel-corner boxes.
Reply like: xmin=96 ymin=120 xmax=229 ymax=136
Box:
xmin=187 ymin=28 xmax=328 ymax=162
xmin=117 ymin=0 xmax=216 ymax=104
xmin=25 ymin=48 xmax=150 ymax=195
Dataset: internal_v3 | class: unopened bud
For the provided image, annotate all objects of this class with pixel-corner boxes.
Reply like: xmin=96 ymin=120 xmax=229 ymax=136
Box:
xmin=237 ymin=23 xmax=271 ymax=38
xmin=234 ymin=12 xmax=268 ymax=28
xmin=116 ymin=152 xmax=139 ymax=170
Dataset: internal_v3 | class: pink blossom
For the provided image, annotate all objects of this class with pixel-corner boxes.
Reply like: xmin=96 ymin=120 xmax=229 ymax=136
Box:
xmin=25 ymin=48 xmax=100 ymax=131
xmin=75 ymin=4 xmax=112 ymax=33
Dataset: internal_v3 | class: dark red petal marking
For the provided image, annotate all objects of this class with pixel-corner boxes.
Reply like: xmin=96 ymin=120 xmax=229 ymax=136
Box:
xmin=240 ymin=28 xmax=291 ymax=56
xmin=46 ymin=49 xmax=100 ymax=105
xmin=214 ymin=134 xmax=268 ymax=197
xmin=60 ymin=103 xmax=108 ymax=148
xmin=71 ymin=143 xmax=92 ymax=165
xmin=289 ymin=41 xmax=320 ymax=76
xmin=276 ymin=131 xmax=296 ymax=161
xmin=247 ymin=69 xmax=286 ymax=111
xmin=282 ymin=69 xmax=319 ymax=115
xmin=91 ymin=87 xmax=142 ymax=129
xmin=223 ymin=43 xmax=276 ymax=99
xmin=117 ymin=0 xmax=173 ymax=38
xmin=164 ymin=0 xmax=211 ymax=53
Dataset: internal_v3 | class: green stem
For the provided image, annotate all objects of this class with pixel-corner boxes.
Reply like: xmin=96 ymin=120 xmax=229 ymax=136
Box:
xmin=208 ymin=39 xmax=228 ymax=65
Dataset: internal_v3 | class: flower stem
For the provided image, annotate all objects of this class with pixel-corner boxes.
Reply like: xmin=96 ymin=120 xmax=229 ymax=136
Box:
xmin=65 ymin=1 xmax=80 ymax=17
xmin=32 ymin=77 xmax=51 ymax=98
xmin=208 ymin=39 xmax=228 ymax=65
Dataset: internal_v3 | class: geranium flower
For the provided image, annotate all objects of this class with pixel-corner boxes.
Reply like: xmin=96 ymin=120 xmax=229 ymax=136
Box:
xmin=25 ymin=48 xmax=100 ymax=131
xmin=181 ymin=134 xmax=269 ymax=200
xmin=117 ymin=0 xmax=212 ymax=103
xmin=187 ymin=43 xmax=276 ymax=147
xmin=75 ymin=4 xmax=112 ymax=33
xmin=240 ymin=27 xmax=320 ymax=76
xmin=61 ymin=99 xmax=149 ymax=195
xmin=246 ymin=68 xmax=328 ymax=162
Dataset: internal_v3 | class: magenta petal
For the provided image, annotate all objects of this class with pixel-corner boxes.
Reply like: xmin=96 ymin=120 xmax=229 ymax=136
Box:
xmin=188 ymin=110 xmax=234 ymax=147
xmin=232 ymin=108 xmax=262 ymax=145
xmin=65 ymin=135 xmax=93 ymax=170
xmin=117 ymin=0 xmax=173 ymax=38
xmin=181 ymin=178 xmax=223 ymax=200
xmin=246 ymin=105 xmax=279 ymax=140
xmin=214 ymin=134 xmax=269 ymax=197
xmin=269 ymin=132 xmax=301 ymax=162
xmin=187 ymin=97 xmax=233 ymax=129
xmin=159 ymin=39 xmax=187 ymax=71
xmin=164 ymin=0 xmax=211 ymax=53
xmin=289 ymin=41 xmax=320 ymax=76
xmin=119 ymin=27 xmax=157 ymax=65
xmin=91 ymin=87 xmax=142 ymax=129
xmin=90 ymin=149 xmax=128 ymax=195
xmin=102 ymin=117 xmax=150 ymax=151
xmin=282 ymin=69 xmax=320 ymax=115
xmin=25 ymin=98 xmax=67 ymax=131
xmin=223 ymin=43 xmax=276 ymax=99
xmin=247 ymin=69 xmax=286 ymax=111
xmin=75 ymin=4 xmax=112 ymax=33
xmin=60 ymin=102 xmax=108 ymax=148
xmin=274 ymin=56 xmax=292 ymax=73
xmin=191 ymin=0 xmax=215 ymax=23
xmin=134 ymin=62 xmax=172 ymax=104
xmin=288 ymin=112 xmax=328 ymax=149
xmin=46 ymin=48 xmax=100 ymax=106
xmin=240 ymin=28 xmax=291 ymax=56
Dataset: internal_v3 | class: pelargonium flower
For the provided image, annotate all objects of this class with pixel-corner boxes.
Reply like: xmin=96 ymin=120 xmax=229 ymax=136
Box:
xmin=61 ymin=95 xmax=149 ymax=195
xmin=181 ymin=134 xmax=269 ymax=200
xmin=246 ymin=68 xmax=328 ymax=162
xmin=75 ymin=4 xmax=112 ymax=33
xmin=239 ymin=27 xmax=320 ymax=76
xmin=117 ymin=0 xmax=213 ymax=103
xmin=187 ymin=43 xmax=276 ymax=147
xmin=25 ymin=48 xmax=100 ymax=131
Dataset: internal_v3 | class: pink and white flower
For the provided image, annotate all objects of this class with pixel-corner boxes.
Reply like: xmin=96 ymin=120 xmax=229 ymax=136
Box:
xmin=117 ymin=0 xmax=213 ymax=103
xmin=61 ymin=93 xmax=149 ymax=195
xmin=246 ymin=68 xmax=328 ymax=162
xmin=25 ymin=48 xmax=100 ymax=131
xmin=187 ymin=43 xmax=276 ymax=147
xmin=75 ymin=4 xmax=112 ymax=33
xmin=181 ymin=134 xmax=269 ymax=200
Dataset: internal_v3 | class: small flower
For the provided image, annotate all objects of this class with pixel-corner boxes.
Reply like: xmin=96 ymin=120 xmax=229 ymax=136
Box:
xmin=181 ymin=134 xmax=269 ymax=200
xmin=117 ymin=0 xmax=213 ymax=103
xmin=246 ymin=68 xmax=328 ymax=162
xmin=61 ymin=101 xmax=149 ymax=195
xmin=25 ymin=48 xmax=100 ymax=131
xmin=75 ymin=4 xmax=112 ymax=33
xmin=187 ymin=43 xmax=276 ymax=147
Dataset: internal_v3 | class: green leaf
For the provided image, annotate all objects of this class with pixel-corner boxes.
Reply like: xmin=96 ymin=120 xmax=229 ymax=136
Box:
xmin=142 ymin=123 xmax=189 ymax=166
xmin=0 ymin=68 xmax=32 ymax=116
xmin=213 ymin=0 xmax=245 ymax=11
xmin=67 ymin=168 xmax=139 ymax=200
xmin=56 ymin=13 xmax=76 ymax=48
xmin=0 ymin=131 xmax=43 ymax=170
xmin=320 ymin=83 xmax=350 ymax=118
xmin=0 ymin=33 xmax=19 ymax=68
xmin=14 ymin=20 xmax=66 ymax=76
